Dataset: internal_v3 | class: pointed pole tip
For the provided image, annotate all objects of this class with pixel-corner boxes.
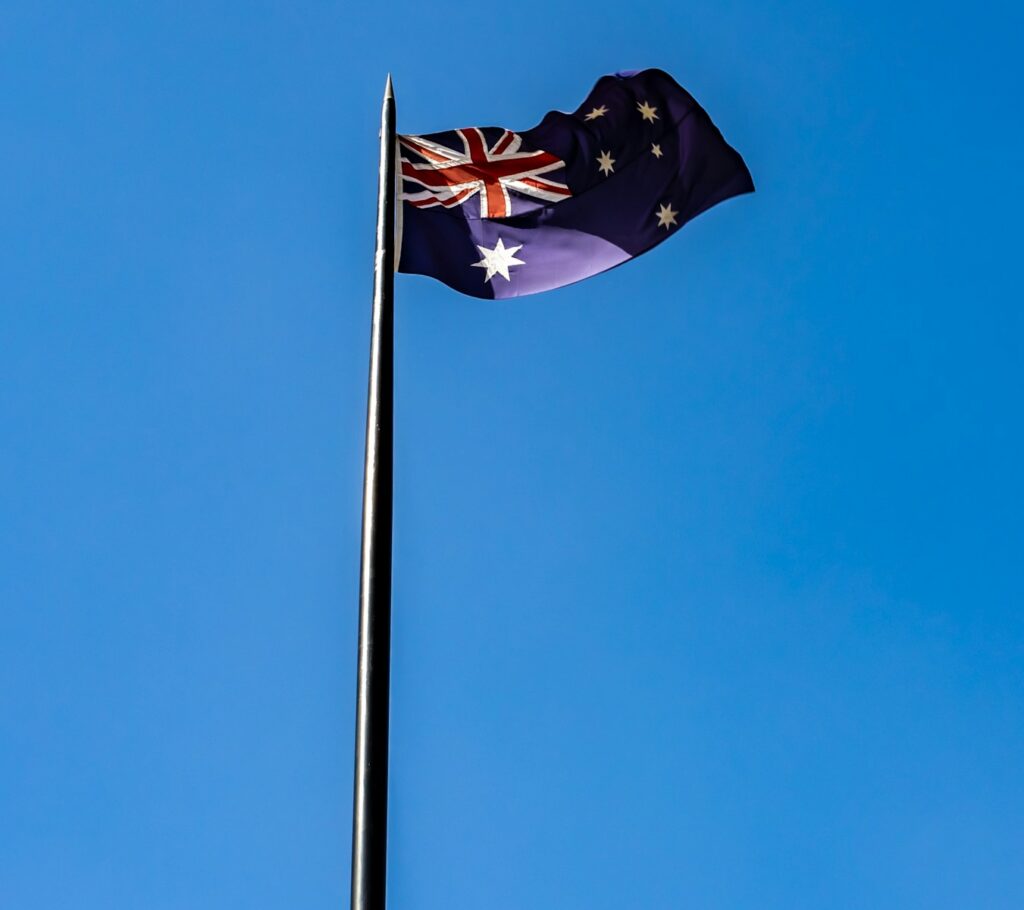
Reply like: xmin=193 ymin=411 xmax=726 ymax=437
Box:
xmin=384 ymin=73 xmax=394 ymax=100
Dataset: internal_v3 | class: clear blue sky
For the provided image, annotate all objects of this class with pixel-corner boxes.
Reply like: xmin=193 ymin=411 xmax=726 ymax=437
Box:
xmin=2 ymin=1 xmax=1022 ymax=907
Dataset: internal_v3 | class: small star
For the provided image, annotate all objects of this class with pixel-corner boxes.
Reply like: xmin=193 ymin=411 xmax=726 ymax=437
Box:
xmin=471 ymin=237 xmax=525 ymax=283
xmin=651 ymin=143 xmax=663 ymax=158
xmin=584 ymin=105 xmax=608 ymax=121
xmin=655 ymin=202 xmax=678 ymax=230
xmin=596 ymin=150 xmax=615 ymax=176
xmin=637 ymin=100 xmax=659 ymax=123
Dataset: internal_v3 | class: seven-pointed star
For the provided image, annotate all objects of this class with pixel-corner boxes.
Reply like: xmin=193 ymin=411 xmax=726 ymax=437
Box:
xmin=655 ymin=202 xmax=678 ymax=230
xmin=472 ymin=238 xmax=525 ymax=283
xmin=596 ymin=150 xmax=615 ymax=176
xmin=637 ymin=100 xmax=659 ymax=122
xmin=584 ymin=105 xmax=608 ymax=121
xmin=651 ymin=143 xmax=663 ymax=158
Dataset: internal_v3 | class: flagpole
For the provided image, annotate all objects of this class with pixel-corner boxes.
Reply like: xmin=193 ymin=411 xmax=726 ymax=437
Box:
xmin=352 ymin=74 xmax=396 ymax=910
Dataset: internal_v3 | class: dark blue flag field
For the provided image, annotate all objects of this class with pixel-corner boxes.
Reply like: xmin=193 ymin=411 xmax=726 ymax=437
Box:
xmin=397 ymin=68 xmax=754 ymax=298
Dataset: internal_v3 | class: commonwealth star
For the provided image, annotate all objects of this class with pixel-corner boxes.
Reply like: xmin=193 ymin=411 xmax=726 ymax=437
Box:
xmin=471 ymin=238 xmax=525 ymax=283
xmin=596 ymin=150 xmax=615 ymax=176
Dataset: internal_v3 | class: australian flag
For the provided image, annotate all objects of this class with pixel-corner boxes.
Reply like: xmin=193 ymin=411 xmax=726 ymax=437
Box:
xmin=397 ymin=68 xmax=754 ymax=299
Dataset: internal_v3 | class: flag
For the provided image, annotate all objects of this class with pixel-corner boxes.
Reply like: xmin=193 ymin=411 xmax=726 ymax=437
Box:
xmin=396 ymin=68 xmax=753 ymax=299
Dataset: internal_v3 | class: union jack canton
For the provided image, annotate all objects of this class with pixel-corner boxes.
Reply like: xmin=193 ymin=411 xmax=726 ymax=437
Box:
xmin=400 ymin=128 xmax=571 ymax=219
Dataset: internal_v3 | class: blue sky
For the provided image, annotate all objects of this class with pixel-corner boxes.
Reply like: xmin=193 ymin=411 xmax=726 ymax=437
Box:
xmin=2 ymin=1 xmax=1022 ymax=908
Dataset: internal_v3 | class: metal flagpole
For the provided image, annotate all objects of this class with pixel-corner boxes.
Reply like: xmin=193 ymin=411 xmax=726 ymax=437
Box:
xmin=351 ymin=74 xmax=396 ymax=910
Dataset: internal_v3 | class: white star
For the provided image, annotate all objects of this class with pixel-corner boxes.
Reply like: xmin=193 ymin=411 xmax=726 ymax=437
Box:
xmin=584 ymin=105 xmax=608 ymax=121
xmin=472 ymin=237 xmax=525 ymax=283
xmin=596 ymin=150 xmax=615 ymax=176
xmin=637 ymin=100 xmax=659 ymax=123
xmin=655 ymin=202 xmax=678 ymax=230
xmin=651 ymin=143 xmax=663 ymax=158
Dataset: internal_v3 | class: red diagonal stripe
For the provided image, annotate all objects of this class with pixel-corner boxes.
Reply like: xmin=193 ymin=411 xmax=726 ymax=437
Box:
xmin=400 ymin=136 xmax=459 ymax=165
xmin=491 ymin=130 xmax=515 ymax=155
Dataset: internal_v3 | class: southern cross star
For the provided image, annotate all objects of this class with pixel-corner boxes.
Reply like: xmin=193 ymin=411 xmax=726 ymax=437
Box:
xmin=584 ymin=105 xmax=608 ymax=121
xmin=472 ymin=238 xmax=525 ymax=283
xmin=655 ymin=202 xmax=678 ymax=230
xmin=637 ymin=100 xmax=659 ymax=122
xmin=651 ymin=143 xmax=663 ymax=158
xmin=596 ymin=150 xmax=615 ymax=176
